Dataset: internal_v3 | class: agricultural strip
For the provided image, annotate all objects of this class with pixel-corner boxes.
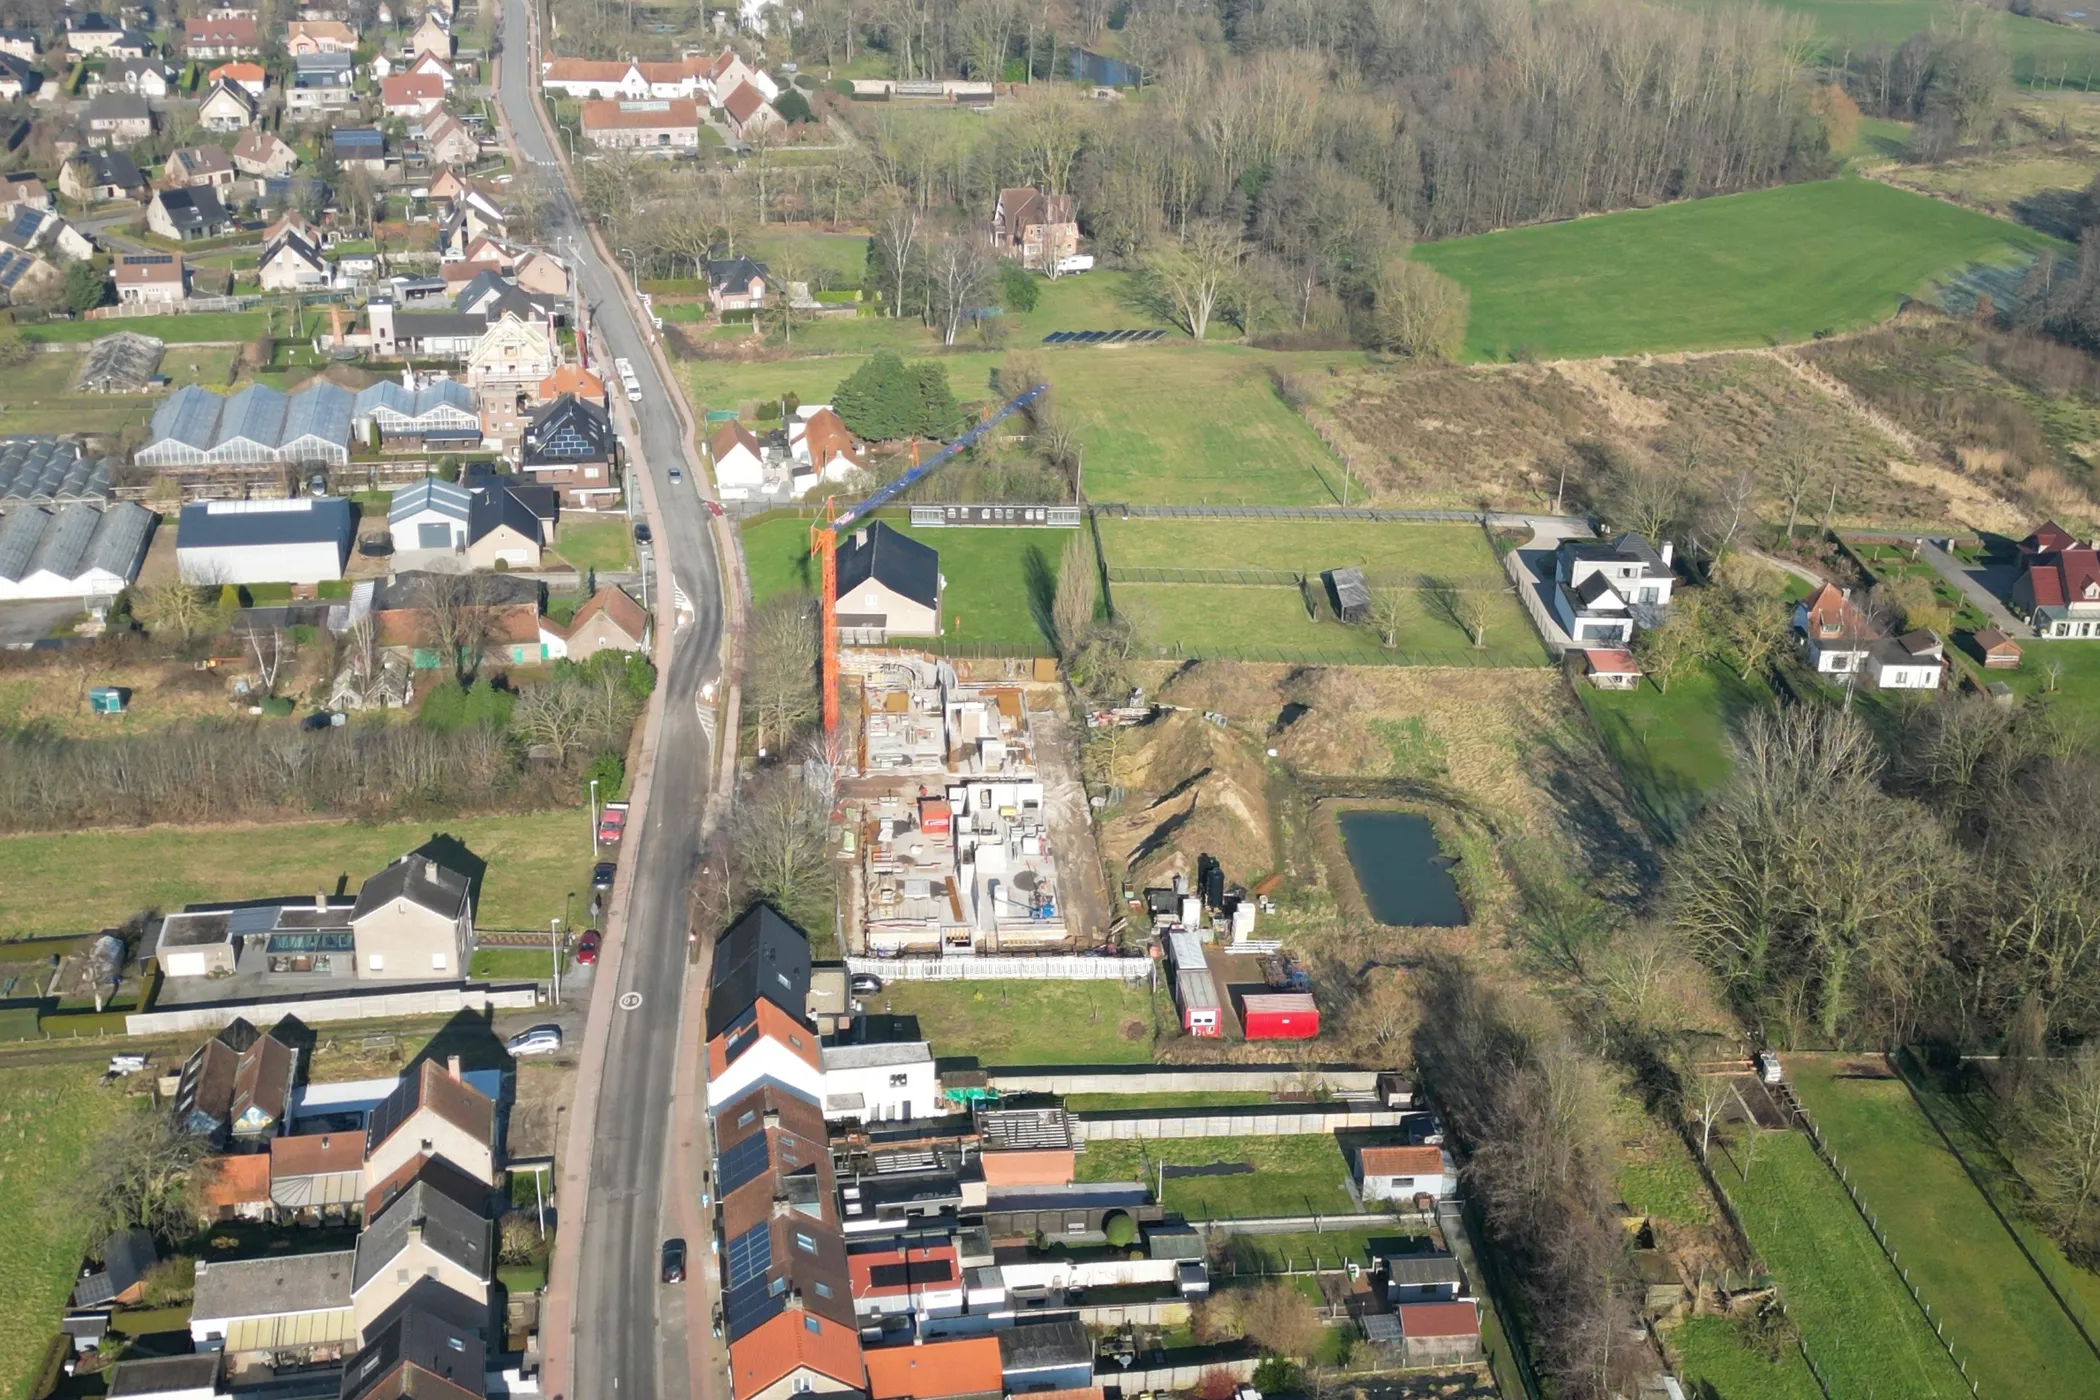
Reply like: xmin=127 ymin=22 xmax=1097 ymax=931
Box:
xmin=1789 ymin=1058 xmax=2100 ymax=1399
xmin=1414 ymin=179 xmax=2057 ymax=361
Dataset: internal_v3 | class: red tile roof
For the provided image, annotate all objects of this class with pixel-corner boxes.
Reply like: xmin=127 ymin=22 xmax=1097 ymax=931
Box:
xmin=706 ymin=999 xmax=822 ymax=1080
xmin=382 ymin=73 xmax=445 ymax=106
xmin=198 ymin=1153 xmax=272 ymax=1206
xmin=539 ymin=365 xmax=605 ymax=403
xmin=1398 ymin=1301 xmax=1480 ymax=1339
xmin=1582 ymin=647 xmax=1639 ymax=674
xmin=208 ymin=61 xmax=264 ymax=84
xmin=1799 ymin=581 xmax=1876 ymax=642
xmin=568 ymin=585 xmax=647 ymax=644
xmin=849 ymin=1243 xmax=959 ymax=1299
xmin=2024 ymin=520 xmax=2079 ymax=554
xmin=580 ymin=98 xmax=698 ymax=131
xmin=543 ymin=58 xmax=632 ymax=83
xmin=730 ymin=1310 xmax=865 ymax=1397
xmin=722 ymin=81 xmax=766 ymax=123
xmin=186 ymin=16 xmax=258 ymax=45
xmin=269 ymin=1131 xmax=365 ymax=1179
xmin=862 ymin=1337 xmax=1001 ymax=1400
xmin=2023 ymin=545 xmax=2100 ymax=609
xmin=1358 ymin=1145 xmax=1444 ymax=1177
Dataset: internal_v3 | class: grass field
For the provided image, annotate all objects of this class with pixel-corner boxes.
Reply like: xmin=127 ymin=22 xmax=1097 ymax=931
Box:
xmin=1413 ymin=178 xmax=2059 ymax=361
xmin=688 ymin=345 xmax=1358 ymax=506
xmin=1077 ymin=1134 xmax=1355 ymax=1219
xmin=0 ymin=347 xmax=240 ymax=436
xmin=1579 ymin=660 xmax=1772 ymax=841
xmin=550 ymin=517 xmax=636 ymax=574
xmin=1991 ymin=641 xmax=2100 ymax=737
xmin=0 ymin=810 xmax=595 ymax=939
xmin=469 ymin=946 xmax=563 ymax=979
xmin=776 ymin=270 xmax=1184 ymax=359
xmin=1673 ymin=0 xmax=2100 ymax=85
xmin=1213 ymin=1226 xmax=1427 ymax=1274
xmin=22 ymin=311 xmax=271 ymax=344
xmin=741 ymin=513 xmax=1066 ymax=650
xmin=1721 ymin=1128 xmax=1968 ymax=1399
xmin=1788 ymin=1058 xmax=2100 ymax=1399
xmin=865 ymin=978 xmax=1164 ymax=1064
xmin=0 ymin=1066 xmax=136 ymax=1400
xmin=1669 ymin=1316 xmax=1826 ymax=1400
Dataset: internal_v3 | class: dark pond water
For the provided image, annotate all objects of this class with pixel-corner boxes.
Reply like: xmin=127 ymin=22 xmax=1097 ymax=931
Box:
xmin=1338 ymin=810 xmax=1468 ymax=927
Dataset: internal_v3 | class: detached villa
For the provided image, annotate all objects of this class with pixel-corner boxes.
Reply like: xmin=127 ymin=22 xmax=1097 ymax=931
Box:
xmin=1793 ymin=582 xmax=1944 ymax=691
xmin=1549 ymin=532 xmax=1675 ymax=646
xmin=2013 ymin=521 xmax=2100 ymax=638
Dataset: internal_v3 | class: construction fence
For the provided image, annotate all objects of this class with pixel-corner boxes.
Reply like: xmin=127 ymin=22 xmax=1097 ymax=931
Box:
xmin=1075 ymin=1105 xmax=1408 ymax=1141
xmin=126 ymin=981 xmax=540 ymax=1036
xmin=846 ymin=955 xmax=1152 ymax=982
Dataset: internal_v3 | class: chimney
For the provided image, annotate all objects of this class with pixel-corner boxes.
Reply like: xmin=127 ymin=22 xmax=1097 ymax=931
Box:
xmin=316 ymin=888 xmax=328 ymax=911
xmin=762 ymin=1108 xmax=781 ymax=1131
xmin=772 ymin=1195 xmax=793 ymax=1218
xmin=447 ymin=1054 xmax=462 ymax=1082
xmin=409 ymin=1221 xmax=425 ymax=1249
xmin=1659 ymin=541 xmax=1673 ymax=567
xmin=784 ymin=1287 xmax=806 ymax=1312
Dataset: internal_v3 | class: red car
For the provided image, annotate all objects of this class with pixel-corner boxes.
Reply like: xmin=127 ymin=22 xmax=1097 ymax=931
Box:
xmin=575 ymin=930 xmax=601 ymax=966
xmin=706 ymin=499 xmax=725 ymax=518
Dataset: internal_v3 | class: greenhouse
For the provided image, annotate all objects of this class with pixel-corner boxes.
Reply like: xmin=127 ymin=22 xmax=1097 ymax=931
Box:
xmin=136 ymin=381 xmax=356 ymax=469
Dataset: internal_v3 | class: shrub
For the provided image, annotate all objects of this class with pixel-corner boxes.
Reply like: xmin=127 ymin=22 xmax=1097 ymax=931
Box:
xmin=260 ymin=696 xmax=294 ymax=716
xmin=834 ymin=350 xmax=962 ymax=441
xmin=773 ymin=90 xmax=813 ymax=124
xmin=583 ymin=749 xmax=625 ymax=801
xmin=1101 ymin=1210 xmax=1137 ymax=1247
xmin=755 ymin=400 xmax=781 ymax=422
xmin=999 ymin=261 xmax=1040 ymax=313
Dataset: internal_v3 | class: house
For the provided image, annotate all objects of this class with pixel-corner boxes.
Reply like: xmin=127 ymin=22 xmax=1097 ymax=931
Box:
xmin=0 ymin=502 xmax=152 ymax=601
xmin=198 ymin=78 xmax=259 ymax=132
xmin=197 ymin=1154 xmax=275 ymax=1223
xmin=1578 ymin=647 xmax=1641 ymax=690
xmin=1550 ymin=532 xmax=1676 ymax=645
xmin=172 ymin=1016 xmax=306 ymax=1146
xmin=721 ymin=81 xmax=783 ymax=142
xmin=707 ymin=991 xmax=825 ymax=1110
xmin=514 ymin=250 xmax=570 ymax=298
xmin=105 ymin=57 xmax=173 ymax=97
xmin=990 ymin=187 xmax=1079 ymax=272
xmin=289 ymin=66 xmax=356 ymax=117
xmin=1377 ymin=1250 xmax=1466 ymax=1304
xmin=333 ymin=127 xmax=388 ymax=172
xmin=997 ymin=1319 xmax=1093 ymax=1394
xmin=351 ymin=1167 xmax=495 ymax=1338
xmin=708 ymin=256 xmax=769 ymax=312
xmin=0 ymin=52 xmax=40 ymax=100
xmin=232 ymin=128 xmax=299 ymax=177
xmin=207 ymin=60 xmax=268 ymax=95
xmin=0 ymin=172 xmax=50 ymax=216
xmin=259 ymin=227 xmax=330 ymax=290
xmin=862 ymin=1337 xmax=1002 ymax=1400
xmin=165 ymin=146 xmax=238 ymax=191
xmin=580 ymin=97 xmax=700 ymax=151
xmin=790 ymin=406 xmax=867 ymax=487
xmin=185 ymin=15 xmax=261 ymax=58
xmin=66 ymin=13 xmax=127 ymax=53
xmin=0 ymin=242 xmax=58 ymax=299
xmin=176 ymin=498 xmax=356 ymax=585
xmin=82 ymin=93 xmax=153 ymax=147
xmin=60 ymin=151 xmax=146 ymax=202
xmin=364 ymin=1056 xmax=499 ymax=1197
xmin=835 ymin=521 xmax=940 ymax=638
xmin=270 ymin=1131 xmax=366 ymax=1220
xmin=730 ymin=1310 xmax=865 ymax=1400
xmin=114 ymin=252 xmax=186 ymax=305
xmin=0 ymin=29 xmax=38 ymax=61
xmin=537 ymin=364 xmax=604 ymax=406
xmin=189 ymin=1250 xmax=357 ymax=1359
xmin=381 ymin=471 xmax=469 ymax=564
xmin=520 ymin=393 xmax=617 ymax=506
xmin=1355 ymin=1144 xmax=1453 ymax=1204
xmin=71 ymin=1229 xmax=160 ymax=1308
xmin=1875 ymin=629 xmax=1945 ymax=690
xmin=413 ymin=9 xmax=453 ymax=58
xmin=148 ymin=186 xmax=233 ymax=242
xmin=702 ymin=48 xmax=762 ymax=104
xmin=561 ymin=585 xmax=648 ymax=660
xmin=709 ymin=420 xmax=766 ymax=498
xmin=1794 ymin=582 xmax=1876 ymax=675
xmin=1975 ymin=627 xmax=2023 ymax=668
xmin=541 ymin=57 xmax=649 ymax=99
xmin=350 ymin=853 xmax=475 ymax=981
xmin=339 ymin=1305 xmax=485 ymax=1400
xmin=0 ymin=205 xmax=96 ymax=263
xmin=819 ymin=1040 xmax=938 ymax=1123
xmin=419 ymin=107 xmax=480 ymax=166
xmin=286 ymin=18 xmax=359 ymax=52
xmin=463 ymin=312 xmax=556 ymax=389
xmin=1394 ymin=1301 xmax=1481 ymax=1368
xmin=2014 ymin=521 xmax=2100 ymax=638
xmin=382 ymin=72 xmax=446 ymax=116
xmin=373 ymin=574 xmax=563 ymax=670
xmin=707 ymin=904 xmax=814 ymax=1039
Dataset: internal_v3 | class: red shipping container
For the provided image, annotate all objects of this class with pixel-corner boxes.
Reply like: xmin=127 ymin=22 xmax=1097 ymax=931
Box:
xmin=1240 ymin=991 xmax=1319 ymax=1040
xmin=919 ymin=797 xmax=951 ymax=835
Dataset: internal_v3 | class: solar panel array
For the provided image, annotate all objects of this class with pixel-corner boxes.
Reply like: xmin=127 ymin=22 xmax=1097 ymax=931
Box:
xmin=1041 ymin=329 xmax=1168 ymax=345
xmin=715 ymin=1133 xmax=771 ymax=1198
xmin=0 ymin=246 xmax=37 ymax=290
xmin=724 ymin=1223 xmax=773 ymax=1289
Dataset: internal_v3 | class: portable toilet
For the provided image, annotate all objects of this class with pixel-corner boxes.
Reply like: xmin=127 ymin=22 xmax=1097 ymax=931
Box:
xmin=89 ymin=686 xmax=127 ymax=715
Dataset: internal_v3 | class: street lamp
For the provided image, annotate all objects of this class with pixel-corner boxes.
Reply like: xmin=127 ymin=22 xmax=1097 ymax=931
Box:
xmin=618 ymin=246 xmax=638 ymax=290
xmin=589 ymin=777 xmax=600 ymax=857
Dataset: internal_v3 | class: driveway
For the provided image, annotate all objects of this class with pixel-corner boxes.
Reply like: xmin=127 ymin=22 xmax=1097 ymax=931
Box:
xmin=1916 ymin=539 xmax=2026 ymax=636
xmin=0 ymin=600 xmax=86 ymax=648
xmin=1501 ymin=516 xmax=1595 ymax=655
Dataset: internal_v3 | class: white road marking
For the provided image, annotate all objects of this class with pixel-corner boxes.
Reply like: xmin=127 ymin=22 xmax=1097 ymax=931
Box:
xmin=618 ymin=991 xmax=644 ymax=1010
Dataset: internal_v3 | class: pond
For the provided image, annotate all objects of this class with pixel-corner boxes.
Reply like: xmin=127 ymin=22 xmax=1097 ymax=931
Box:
xmin=1337 ymin=809 xmax=1468 ymax=928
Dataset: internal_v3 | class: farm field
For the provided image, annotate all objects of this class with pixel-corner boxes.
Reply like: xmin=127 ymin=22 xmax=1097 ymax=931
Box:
xmin=1077 ymin=1134 xmax=1355 ymax=1219
xmin=688 ymin=345 xmax=1359 ymax=506
xmin=0 ymin=810 xmax=594 ymax=939
xmin=1721 ymin=1128 xmax=1969 ymax=1399
xmin=0 ymin=1066 xmax=136 ymax=1400
xmin=0 ymin=346 xmax=241 ymax=437
xmin=1578 ymin=659 xmax=1773 ymax=841
xmin=1673 ymin=0 xmax=2100 ymax=85
xmin=1788 ymin=1057 xmax=2100 ymax=1399
xmin=740 ymin=513 xmax=1067 ymax=650
xmin=866 ymin=978 xmax=1165 ymax=1065
xmin=1413 ymin=179 xmax=2058 ymax=361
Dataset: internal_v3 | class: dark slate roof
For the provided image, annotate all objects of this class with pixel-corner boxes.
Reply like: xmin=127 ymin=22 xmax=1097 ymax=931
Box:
xmin=352 ymin=852 xmax=471 ymax=924
xmin=154 ymin=186 xmax=228 ymax=232
xmin=1559 ymin=531 xmax=1670 ymax=571
xmin=707 ymin=256 xmax=767 ymax=291
xmin=108 ymin=1354 xmax=222 ymax=1397
xmin=353 ymin=1176 xmax=494 ymax=1290
xmin=363 ymin=1059 xmax=495 ymax=1164
xmin=333 ymin=128 xmax=385 ymax=150
xmin=835 ymin=520 xmax=938 ymax=610
xmin=340 ymin=1303 xmax=486 ymax=1400
xmin=997 ymin=1317 xmax=1092 ymax=1370
xmin=520 ymin=393 xmax=610 ymax=467
xmin=73 ymin=150 xmax=143 ymax=188
xmin=71 ymin=1228 xmax=159 ymax=1308
xmin=177 ymin=497 xmax=353 ymax=549
xmin=707 ymin=904 xmax=812 ymax=1039
xmin=84 ymin=92 xmax=149 ymax=123
xmin=467 ymin=482 xmax=540 ymax=548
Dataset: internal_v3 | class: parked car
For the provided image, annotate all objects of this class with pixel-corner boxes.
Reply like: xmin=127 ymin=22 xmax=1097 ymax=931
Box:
xmin=661 ymin=1238 xmax=687 ymax=1284
xmin=507 ymin=1024 xmax=564 ymax=1056
xmin=633 ymin=521 xmax=652 ymax=545
xmin=849 ymin=973 xmax=884 ymax=995
xmin=592 ymin=861 xmax=616 ymax=890
xmin=706 ymin=499 xmax=724 ymax=518
xmin=575 ymin=930 xmax=601 ymax=966
xmin=597 ymin=802 xmax=629 ymax=846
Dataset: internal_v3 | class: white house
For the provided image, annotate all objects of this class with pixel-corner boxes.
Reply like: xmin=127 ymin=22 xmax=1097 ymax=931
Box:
xmin=1873 ymin=629 xmax=1946 ymax=690
xmin=1793 ymin=583 xmax=1874 ymax=676
xmin=259 ymin=229 xmax=330 ymax=290
xmin=790 ymin=406 xmax=868 ymax=488
xmin=705 ymin=1001 xmax=825 ymax=1109
xmin=1354 ymin=1144 xmax=1454 ymax=1204
xmin=707 ymin=421 xmax=766 ymax=499
xmin=387 ymin=475 xmax=474 ymax=557
xmin=819 ymin=1040 xmax=938 ymax=1124
xmin=176 ymin=499 xmax=355 ymax=585
xmin=1549 ymin=532 xmax=1675 ymax=646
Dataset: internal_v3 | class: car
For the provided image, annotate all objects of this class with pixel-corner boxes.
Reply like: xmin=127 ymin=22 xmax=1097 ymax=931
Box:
xmin=592 ymin=861 xmax=616 ymax=890
xmin=575 ymin=930 xmax=601 ymax=966
xmin=634 ymin=522 xmax=652 ymax=545
xmin=596 ymin=802 xmax=629 ymax=846
xmin=668 ymin=465 xmax=682 ymax=483
xmin=706 ymin=499 xmax=724 ymax=518
xmin=507 ymin=1025 xmax=564 ymax=1056
xmin=849 ymin=973 xmax=884 ymax=995
xmin=661 ymin=1238 xmax=687 ymax=1284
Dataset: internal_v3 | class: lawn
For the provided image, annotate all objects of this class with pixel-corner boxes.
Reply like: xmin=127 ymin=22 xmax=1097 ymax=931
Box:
xmin=0 ymin=1066 xmax=136 ymax=1400
xmin=470 ymin=945 xmax=563 ymax=979
xmin=0 ymin=810 xmax=597 ymax=939
xmin=1720 ymin=1128 xmax=1969 ymax=1399
xmin=23 ymin=310 xmax=272 ymax=344
xmin=1579 ymin=659 xmax=1773 ymax=842
xmin=1669 ymin=1316 xmax=1825 ymax=1400
xmin=1413 ymin=178 xmax=2059 ymax=361
xmin=1675 ymin=0 xmax=2100 ymax=85
xmin=1991 ymin=640 xmax=2100 ymax=738
xmin=1788 ymin=1057 xmax=2100 ymax=1400
xmin=550 ymin=516 xmax=636 ymax=574
xmin=747 ymin=231 xmax=871 ymax=286
xmin=1212 ymin=1226 xmax=1428 ymax=1275
xmin=688 ymin=344 xmax=1360 ymax=506
xmin=1077 ymin=1134 xmax=1355 ymax=1220
xmin=741 ymin=512 xmax=1068 ymax=651
xmin=865 ymin=977 xmax=1164 ymax=1065
xmin=0 ymin=346 xmax=239 ymax=436
xmin=1062 ymin=1091 xmax=1274 ymax=1110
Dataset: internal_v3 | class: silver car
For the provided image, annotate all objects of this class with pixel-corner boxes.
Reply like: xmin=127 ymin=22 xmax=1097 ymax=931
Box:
xmin=506 ymin=1025 xmax=564 ymax=1056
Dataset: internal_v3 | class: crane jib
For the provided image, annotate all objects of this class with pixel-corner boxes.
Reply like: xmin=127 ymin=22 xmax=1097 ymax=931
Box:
xmin=829 ymin=384 xmax=1047 ymax=532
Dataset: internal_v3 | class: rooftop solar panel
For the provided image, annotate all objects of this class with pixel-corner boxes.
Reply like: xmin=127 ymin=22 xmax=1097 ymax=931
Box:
xmin=725 ymin=1224 xmax=773 ymax=1289
xmin=716 ymin=1134 xmax=770 ymax=1198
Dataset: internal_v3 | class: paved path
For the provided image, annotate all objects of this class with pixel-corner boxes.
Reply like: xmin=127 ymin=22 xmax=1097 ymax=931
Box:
xmin=1917 ymin=538 xmax=2025 ymax=635
xmin=492 ymin=2 xmax=731 ymax=1398
xmin=1503 ymin=516 xmax=1596 ymax=655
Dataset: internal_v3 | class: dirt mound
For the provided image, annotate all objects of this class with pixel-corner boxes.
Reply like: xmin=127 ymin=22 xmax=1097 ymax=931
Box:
xmin=1105 ymin=709 xmax=1277 ymax=885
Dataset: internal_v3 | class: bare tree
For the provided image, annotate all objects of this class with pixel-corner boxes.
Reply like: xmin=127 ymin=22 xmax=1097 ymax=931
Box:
xmin=1051 ymin=530 xmax=1096 ymax=658
xmin=1145 ymin=220 xmax=1240 ymax=342
xmin=512 ymin=684 xmax=596 ymax=763
xmin=2022 ymin=1045 xmax=2100 ymax=1242
xmin=1238 ymin=1279 xmax=1320 ymax=1359
xmin=1367 ymin=585 xmax=1412 ymax=649
xmin=924 ymin=234 xmax=995 ymax=347
xmin=1371 ymin=256 xmax=1470 ymax=360
xmin=247 ymin=627 xmax=288 ymax=696
xmin=1006 ymin=85 xmax=1086 ymax=195
xmin=134 ymin=582 xmax=213 ymax=642
xmin=417 ymin=572 xmax=497 ymax=681
xmin=732 ymin=765 xmax=831 ymax=926
xmin=746 ymin=592 xmax=821 ymax=755
xmin=874 ymin=193 xmax=921 ymax=319
xmin=76 ymin=1114 xmax=203 ymax=1240
xmin=1424 ymin=578 xmax=1491 ymax=649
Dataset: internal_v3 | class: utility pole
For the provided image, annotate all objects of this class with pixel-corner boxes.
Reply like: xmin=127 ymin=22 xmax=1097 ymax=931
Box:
xmin=550 ymin=916 xmax=562 ymax=1001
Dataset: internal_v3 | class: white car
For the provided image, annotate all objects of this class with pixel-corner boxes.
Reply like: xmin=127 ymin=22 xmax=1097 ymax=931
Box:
xmin=506 ymin=1025 xmax=564 ymax=1056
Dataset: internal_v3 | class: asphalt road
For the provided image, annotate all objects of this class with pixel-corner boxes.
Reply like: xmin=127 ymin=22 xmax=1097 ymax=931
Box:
xmin=492 ymin=4 xmax=726 ymax=1396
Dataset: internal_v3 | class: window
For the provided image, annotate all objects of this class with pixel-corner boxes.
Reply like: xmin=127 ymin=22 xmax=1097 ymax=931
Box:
xmin=368 ymin=953 xmax=385 ymax=971
xmin=888 ymin=1073 xmax=909 ymax=1088
xmin=1394 ymin=1176 xmax=1416 ymax=1188
xmin=738 ymin=1110 xmax=755 ymax=1127
xmin=813 ymin=1281 xmax=832 ymax=1299
xmin=769 ymin=1277 xmax=788 ymax=1296
xmin=805 ymin=1316 xmax=822 ymax=1335
xmin=795 ymin=1232 xmax=816 ymax=1253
